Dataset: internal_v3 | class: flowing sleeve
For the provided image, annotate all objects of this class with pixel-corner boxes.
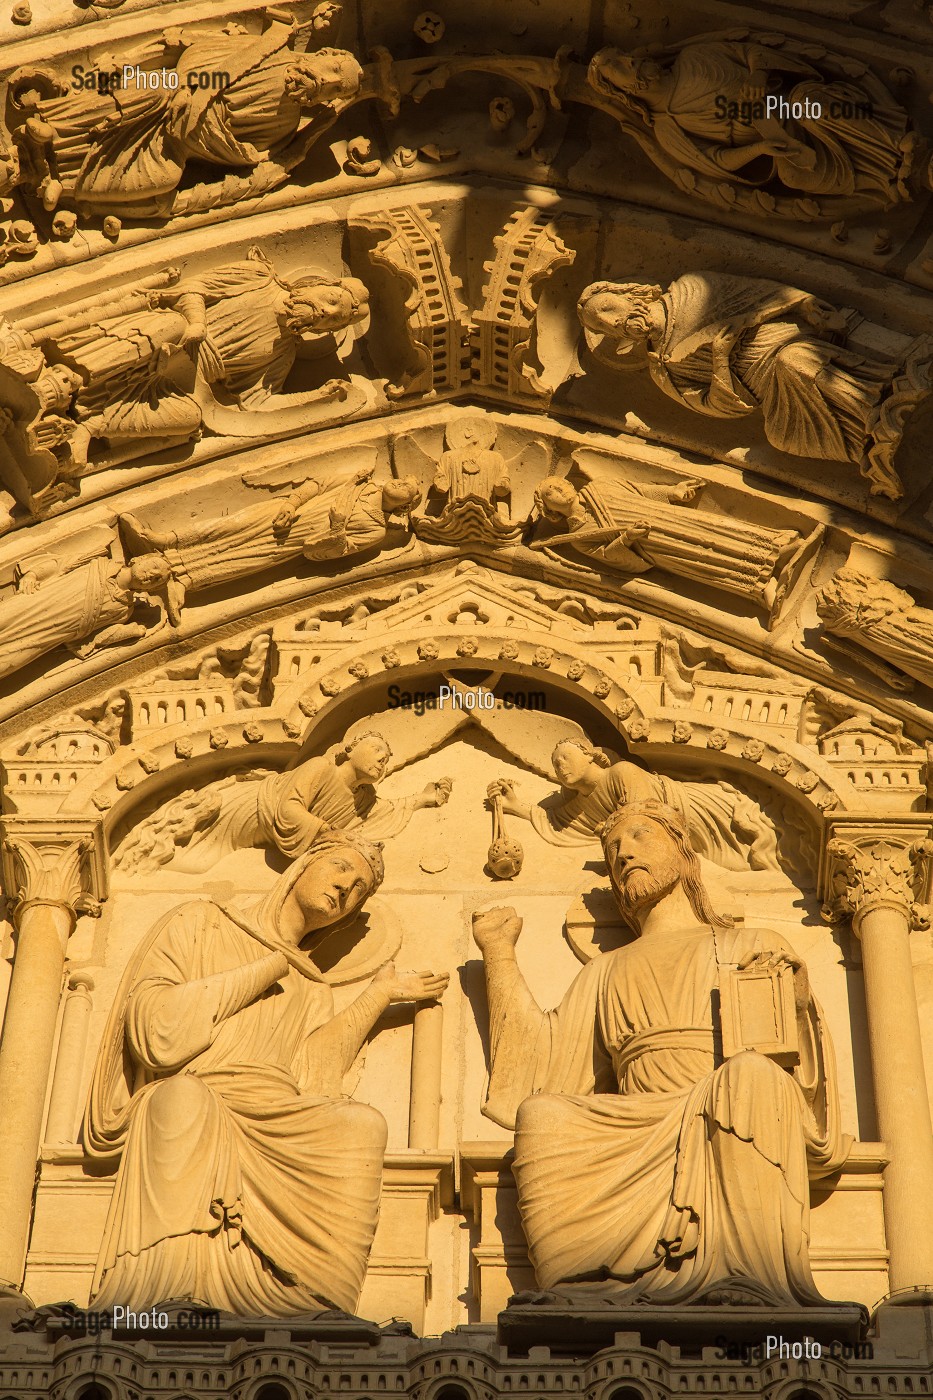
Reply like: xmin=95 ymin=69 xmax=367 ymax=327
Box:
xmin=483 ymin=956 xmax=614 ymax=1129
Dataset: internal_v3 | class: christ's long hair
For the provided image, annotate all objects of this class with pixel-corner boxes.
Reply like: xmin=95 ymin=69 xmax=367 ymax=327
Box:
xmin=600 ymin=799 xmax=732 ymax=934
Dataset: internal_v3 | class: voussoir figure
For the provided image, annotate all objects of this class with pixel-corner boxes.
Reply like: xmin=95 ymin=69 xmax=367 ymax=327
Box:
xmin=577 ymin=273 xmax=932 ymax=499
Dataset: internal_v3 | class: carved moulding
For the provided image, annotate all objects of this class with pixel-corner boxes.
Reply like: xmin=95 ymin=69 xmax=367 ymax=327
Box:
xmin=5 ymin=567 xmax=872 ymax=856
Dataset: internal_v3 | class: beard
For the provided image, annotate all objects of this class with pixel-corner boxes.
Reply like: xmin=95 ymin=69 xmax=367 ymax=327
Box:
xmin=615 ymin=858 xmax=681 ymax=915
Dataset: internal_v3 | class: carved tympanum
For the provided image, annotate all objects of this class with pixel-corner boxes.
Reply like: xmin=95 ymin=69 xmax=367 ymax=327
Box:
xmin=474 ymin=799 xmax=847 ymax=1305
xmin=84 ymin=832 xmax=448 ymax=1315
xmin=577 ymin=273 xmax=933 ymax=499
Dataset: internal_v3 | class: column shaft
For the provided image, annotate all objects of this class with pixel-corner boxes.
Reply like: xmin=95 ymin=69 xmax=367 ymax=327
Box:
xmin=0 ymin=902 xmax=72 ymax=1288
xmin=858 ymin=903 xmax=933 ymax=1293
xmin=45 ymin=974 xmax=94 ymax=1146
xmin=409 ymin=1002 xmax=443 ymax=1150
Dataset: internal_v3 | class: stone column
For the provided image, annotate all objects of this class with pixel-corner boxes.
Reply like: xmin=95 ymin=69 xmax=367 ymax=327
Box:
xmin=0 ymin=837 xmax=90 ymax=1292
xmin=44 ymin=971 xmax=95 ymax=1146
xmin=409 ymin=1001 xmax=443 ymax=1150
xmin=824 ymin=825 xmax=933 ymax=1296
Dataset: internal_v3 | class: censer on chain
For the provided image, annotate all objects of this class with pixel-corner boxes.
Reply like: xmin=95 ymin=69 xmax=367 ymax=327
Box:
xmin=487 ymin=793 xmax=524 ymax=880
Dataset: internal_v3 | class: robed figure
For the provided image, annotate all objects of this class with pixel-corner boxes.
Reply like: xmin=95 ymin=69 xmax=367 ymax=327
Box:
xmin=84 ymin=833 xmax=447 ymax=1315
xmin=474 ymin=801 xmax=848 ymax=1305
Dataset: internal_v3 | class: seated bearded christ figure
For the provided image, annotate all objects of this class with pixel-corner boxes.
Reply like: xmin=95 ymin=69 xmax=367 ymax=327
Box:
xmin=84 ymin=832 xmax=448 ymax=1315
xmin=473 ymin=801 xmax=848 ymax=1305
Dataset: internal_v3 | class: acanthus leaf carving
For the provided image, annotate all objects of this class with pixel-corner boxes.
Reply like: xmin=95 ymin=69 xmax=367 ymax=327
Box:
xmin=822 ymin=833 xmax=933 ymax=928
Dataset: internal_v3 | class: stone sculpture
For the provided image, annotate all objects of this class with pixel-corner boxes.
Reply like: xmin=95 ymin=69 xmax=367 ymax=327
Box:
xmin=532 ymin=456 xmax=807 ymax=620
xmin=121 ymin=465 xmax=421 ymax=611
xmin=396 ymin=417 xmax=548 ymax=545
xmin=116 ymin=732 xmax=453 ymax=872
xmin=84 ymin=832 xmax=449 ymax=1314
xmin=9 ymin=21 xmax=363 ymax=217
xmin=58 ymin=249 xmax=369 ymax=465
xmin=487 ymin=734 xmax=779 ymax=871
xmin=816 ymin=568 xmax=933 ymax=691
xmin=474 ymin=800 xmax=847 ymax=1304
xmin=0 ymin=549 xmax=172 ymax=679
xmin=577 ymin=274 xmax=933 ymax=499
xmin=586 ymin=33 xmax=922 ymax=216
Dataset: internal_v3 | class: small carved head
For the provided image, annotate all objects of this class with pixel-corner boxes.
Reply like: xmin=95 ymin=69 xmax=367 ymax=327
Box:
xmin=285 ymin=48 xmax=363 ymax=107
xmin=36 ymin=363 xmax=83 ymax=411
xmin=382 ymin=475 xmax=422 ymax=514
xmin=552 ymin=737 xmax=610 ymax=789
xmin=286 ymin=274 xmax=369 ymax=334
xmin=342 ymin=730 xmax=391 ymax=783
xmin=285 ymin=831 xmax=384 ymax=937
xmin=128 ymin=553 xmax=172 ymax=592
xmin=587 ymin=48 xmax=664 ymax=100
xmin=51 ymin=210 xmax=77 ymax=240
xmin=577 ymin=280 xmax=664 ymax=346
xmin=446 ymin=417 xmax=497 ymax=452
xmin=534 ymin=474 xmax=579 ymax=520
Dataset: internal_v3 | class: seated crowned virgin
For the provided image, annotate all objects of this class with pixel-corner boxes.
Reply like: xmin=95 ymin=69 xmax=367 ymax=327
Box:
xmin=84 ymin=830 xmax=447 ymax=1316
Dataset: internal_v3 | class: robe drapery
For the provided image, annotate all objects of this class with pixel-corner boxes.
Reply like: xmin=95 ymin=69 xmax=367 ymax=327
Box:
xmin=579 ymin=477 xmax=797 ymax=606
xmin=530 ymin=761 xmax=777 ymax=872
xmin=0 ymin=558 xmax=131 ymax=679
xmin=84 ymin=859 xmax=387 ymax=1314
xmin=649 ymin=273 xmax=895 ymax=467
xmin=485 ymin=924 xmax=848 ymax=1304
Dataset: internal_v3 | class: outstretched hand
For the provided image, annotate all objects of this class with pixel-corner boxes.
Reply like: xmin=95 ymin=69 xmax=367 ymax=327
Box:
xmin=374 ymin=962 xmax=449 ymax=1004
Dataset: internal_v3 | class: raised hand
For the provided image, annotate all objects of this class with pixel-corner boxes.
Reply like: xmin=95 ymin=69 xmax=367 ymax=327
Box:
xmin=472 ymin=906 xmax=523 ymax=954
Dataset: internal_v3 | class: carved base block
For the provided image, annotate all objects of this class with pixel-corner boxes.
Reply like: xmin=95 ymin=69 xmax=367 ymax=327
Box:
xmin=498 ymin=1297 xmax=869 ymax=1355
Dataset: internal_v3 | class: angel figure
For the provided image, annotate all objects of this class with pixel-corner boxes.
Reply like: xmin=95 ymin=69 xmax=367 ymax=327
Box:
xmin=117 ymin=731 xmax=454 ymax=874
xmin=487 ymin=733 xmax=778 ymax=871
xmin=394 ymin=416 xmax=548 ymax=546
xmin=119 ymin=450 xmax=421 ymax=614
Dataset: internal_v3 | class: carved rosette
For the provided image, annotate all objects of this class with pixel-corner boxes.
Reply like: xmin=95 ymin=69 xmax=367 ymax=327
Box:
xmin=822 ymin=832 xmax=933 ymax=931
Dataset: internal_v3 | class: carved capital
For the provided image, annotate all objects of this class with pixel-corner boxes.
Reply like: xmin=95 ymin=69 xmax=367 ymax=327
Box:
xmin=821 ymin=819 xmax=933 ymax=931
xmin=0 ymin=817 xmax=109 ymax=925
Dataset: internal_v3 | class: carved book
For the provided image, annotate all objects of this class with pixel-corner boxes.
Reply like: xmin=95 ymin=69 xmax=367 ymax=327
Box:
xmin=719 ymin=964 xmax=800 ymax=1068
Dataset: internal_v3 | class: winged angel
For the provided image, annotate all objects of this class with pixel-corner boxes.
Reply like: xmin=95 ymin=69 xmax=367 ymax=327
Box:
xmin=393 ymin=417 xmax=549 ymax=546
